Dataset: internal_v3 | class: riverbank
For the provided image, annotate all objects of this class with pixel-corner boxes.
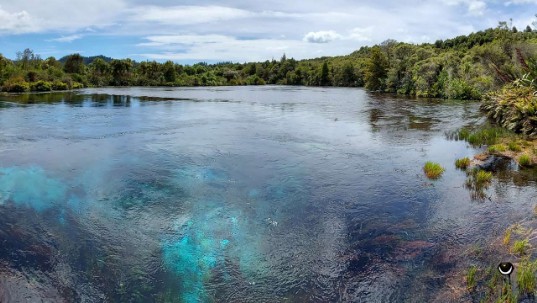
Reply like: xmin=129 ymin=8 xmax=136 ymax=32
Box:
xmin=451 ymin=121 xmax=537 ymax=301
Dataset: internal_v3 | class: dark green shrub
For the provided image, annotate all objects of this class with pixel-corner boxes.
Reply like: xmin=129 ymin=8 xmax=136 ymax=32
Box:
xmin=30 ymin=80 xmax=52 ymax=91
xmin=2 ymin=77 xmax=30 ymax=92
xmin=481 ymin=85 xmax=537 ymax=136
xmin=71 ymin=82 xmax=84 ymax=89
xmin=52 ymin=80 xmax=68 ymax=90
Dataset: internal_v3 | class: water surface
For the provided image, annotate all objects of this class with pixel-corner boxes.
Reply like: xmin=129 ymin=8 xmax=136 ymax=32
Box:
xmin=0 ymin=86 xmax=536 ymax=302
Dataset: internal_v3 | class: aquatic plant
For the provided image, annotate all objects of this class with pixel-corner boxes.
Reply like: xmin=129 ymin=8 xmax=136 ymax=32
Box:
xmin=464 ymin=169 xmax=493 ymax=200
xmin=517 ymin=260 xmax=537 ymax=295
xmin=457 ymin=127 xmax=509 ymax=146
xmin=466 ymin=265 xmax=478 ymax=291
xmin=161 ymin=203 xmax=259 ymax=303
xmin=475 ymin=170 xmax=492 ymax=185
xmin=503 ymin=229 xmax=512 ymax=246
xmin=423 ymin=161 xmax=445 ymax=179
xmin=498 ymin=283 xmax=518 ymax=303
xmin=512 ymin=239 xmax=530 ymax=256
xmin=466 ymin=169 xmax=493 ymax=188
xmin=518 ymin=154 xmax=532 ymax=167
xmin=455 ymin=157 xmax=471 ymax=170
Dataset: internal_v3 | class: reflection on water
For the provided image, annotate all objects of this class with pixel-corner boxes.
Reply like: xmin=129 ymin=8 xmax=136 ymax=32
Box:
xmin=0 ymin=86 xmax=537 ymax=302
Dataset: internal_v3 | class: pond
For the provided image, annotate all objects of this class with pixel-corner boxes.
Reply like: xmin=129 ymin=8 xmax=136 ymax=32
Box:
xmin=0 ymin=86 xmax=536 ymax=302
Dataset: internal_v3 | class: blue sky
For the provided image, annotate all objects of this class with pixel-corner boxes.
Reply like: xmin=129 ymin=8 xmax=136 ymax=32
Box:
xmin=0 ymin=0 xmax=536 ymax=64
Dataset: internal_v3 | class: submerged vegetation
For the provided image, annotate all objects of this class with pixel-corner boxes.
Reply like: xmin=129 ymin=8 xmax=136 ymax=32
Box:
xmin=517 ymin=260 xmax=537 ymax=295
xmin=423 ymin=161 xmax=445 ymax=179
xmin=467 ymin=219 xmax=537 ymax=301
xmin=466 ymin=265 xmax=478 ymax=291
xmin=512 ymin=239 xmax=531 ymax=256
xmin=465 ymin=169 xmax=492 ymax=188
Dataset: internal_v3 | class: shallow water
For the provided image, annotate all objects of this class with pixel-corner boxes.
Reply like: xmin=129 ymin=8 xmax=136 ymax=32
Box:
xmin=0 ymin=86 xmax=536 ymax=302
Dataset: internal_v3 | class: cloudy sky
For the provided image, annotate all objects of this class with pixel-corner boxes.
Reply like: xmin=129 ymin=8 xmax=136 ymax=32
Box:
xmin=0 ymin=0 xmax=536 ymax=63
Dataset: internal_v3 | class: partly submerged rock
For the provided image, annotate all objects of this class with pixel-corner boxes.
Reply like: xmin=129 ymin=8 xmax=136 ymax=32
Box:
xmin=470 ymin=154 xmax=512 ymax=171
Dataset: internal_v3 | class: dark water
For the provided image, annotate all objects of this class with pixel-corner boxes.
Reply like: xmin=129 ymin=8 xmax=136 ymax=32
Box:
xmin=0 ymin=86 xmax=536 ymax=302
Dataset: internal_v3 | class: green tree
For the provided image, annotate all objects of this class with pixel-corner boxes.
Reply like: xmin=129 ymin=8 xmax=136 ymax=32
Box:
xmin=63 ymin=53 xmax=85 ymax=74
xmin=163 ymin=61 xmax=176 ymax=83
xmin=320 ymin=61 xmax=330 ymax=86
xmin=88 ymin=58 xmax=111 ymax=86
xmin=110 ymin=59 xmax=133 ymax=86
xmin=365 ymin=46 xmax=389 ymax=91
xmin=16 ymin=48 xmax=40 ymax=69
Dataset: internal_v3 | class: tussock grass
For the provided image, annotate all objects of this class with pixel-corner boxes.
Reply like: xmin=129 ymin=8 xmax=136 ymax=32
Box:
xmin=508 ymin=141 xmax=522 ymax=152
xmin=518 ymin=154 xmax=532 ymax=167
xmin=517 ymin=260 xmax=537 ymax=295
xmin=466 ymin=265 xmax=478 ymax=291
xmin=503 ymin=229 xmax=512 ymax=246
xmin=475 ymin=170 xmax=492 ymax=185
xmin=488 ymin=144 xmax=507 ymax=153
xmin=455 ymin=157 xmax=471 ymax=169
xmin=457 ymin=127 xmax=508 ymax=146
xmin=423 ymin=161 xmax=445 ymax=179
xmin=512 ymin=239 xmax=530 ymax=256
xmin=465 ymin=169 xmax=493 ymax=200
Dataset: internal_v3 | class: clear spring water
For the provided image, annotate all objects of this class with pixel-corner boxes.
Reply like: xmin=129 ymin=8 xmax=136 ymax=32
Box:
xmin=0 ymin=86 xmax=536 ymax=302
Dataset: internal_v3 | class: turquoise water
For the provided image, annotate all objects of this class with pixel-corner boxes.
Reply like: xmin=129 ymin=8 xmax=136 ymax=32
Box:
xmin=0 ymin=87 xmax=536 ymax=302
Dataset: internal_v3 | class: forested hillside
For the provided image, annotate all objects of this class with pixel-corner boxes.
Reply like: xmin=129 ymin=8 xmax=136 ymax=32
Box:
xmin=1 ymin=23 xmax=536 ymax=101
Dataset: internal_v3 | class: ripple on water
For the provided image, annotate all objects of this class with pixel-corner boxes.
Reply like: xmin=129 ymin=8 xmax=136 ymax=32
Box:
xmin=1 ymin=88 xmax=537 ymax=302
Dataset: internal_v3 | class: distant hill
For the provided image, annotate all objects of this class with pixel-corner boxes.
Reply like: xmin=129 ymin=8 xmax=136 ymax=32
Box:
xmin=58 ymin=55 xmax=113 ymax=65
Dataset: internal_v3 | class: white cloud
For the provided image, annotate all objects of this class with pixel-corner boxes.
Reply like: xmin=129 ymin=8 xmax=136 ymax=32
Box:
xmin=467 ymin=1 xmax=486 ymax=16
xmin=0 ymin=6 xmax=37 ymax=34
xmin=441 ymin=0 xmax=487 ymax=15
xmin=347 ymin=27 xmax=374 ymax=42
xmin=137 ymin=34 xmax=344 ymax=61
xmin=129 ymin=5 xmax=254 ymax=25
xmin=505 ymin=0 xmax=537 ymax=4
xmin=139 ymin=34 xmax=233 ymax=47
xmin=1 ymin=0 xmax=535 ymax=62
xmin=49 ymin=34 xmax=83 ymax=43
xmin=0 ymin=0 xmax=125 ymax=33
xmin=302 ymin=28 xmax=373 ymax=44
xmin=303 ymin=30 xmax=342 ymax=43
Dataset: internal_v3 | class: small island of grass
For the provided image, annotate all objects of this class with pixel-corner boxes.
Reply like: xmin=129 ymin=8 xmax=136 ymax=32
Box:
xmin=455 ymin=157 xmax=471 ymax=170
xmin=423 ymin=161 xmax=445 ymax=179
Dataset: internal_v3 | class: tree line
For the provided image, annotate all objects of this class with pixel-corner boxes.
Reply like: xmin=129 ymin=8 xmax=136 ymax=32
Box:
xmin=1 ymin=22 xmax=537 ymax=101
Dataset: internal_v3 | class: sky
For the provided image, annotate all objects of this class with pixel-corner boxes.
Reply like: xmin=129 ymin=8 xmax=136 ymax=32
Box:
xmin=0 ymin=0 xmax=536 ymax=64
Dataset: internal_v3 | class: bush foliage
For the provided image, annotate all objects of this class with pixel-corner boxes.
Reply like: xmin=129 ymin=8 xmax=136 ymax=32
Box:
xmin=1 ymin=25 xmax=536 ymax=99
